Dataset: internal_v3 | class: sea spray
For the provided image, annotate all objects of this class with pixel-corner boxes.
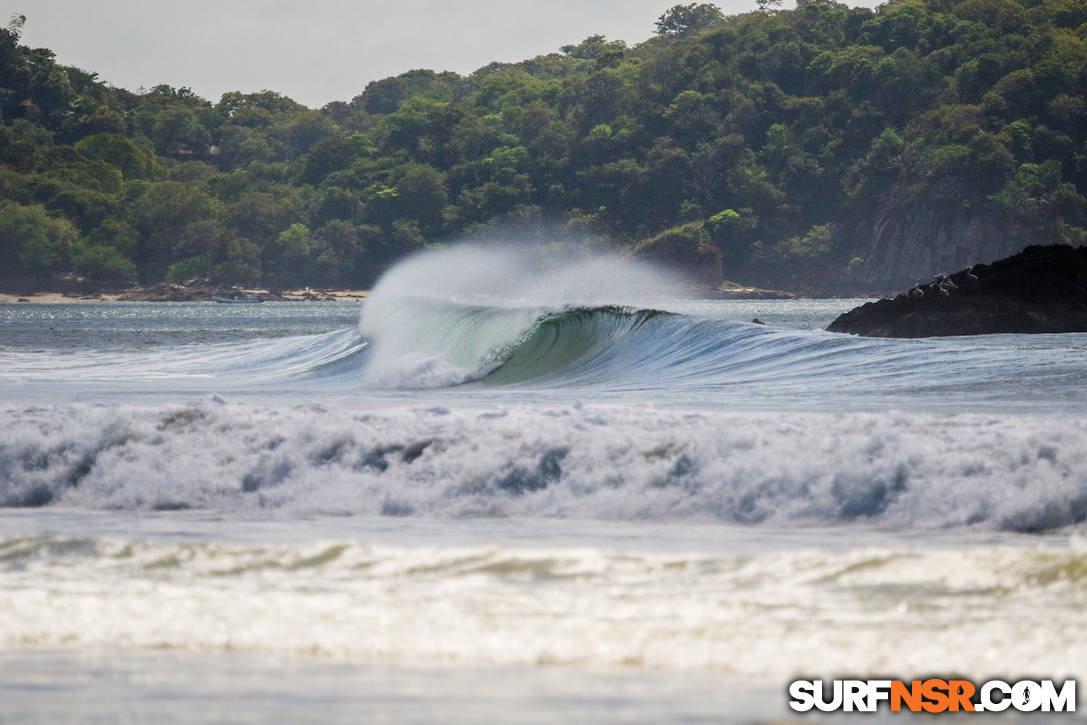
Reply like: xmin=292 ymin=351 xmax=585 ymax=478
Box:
xmin=357 ymin=244 xmax=687 ymax=388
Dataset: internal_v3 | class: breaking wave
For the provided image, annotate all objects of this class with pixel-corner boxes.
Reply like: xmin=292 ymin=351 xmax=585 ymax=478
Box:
xmin=3 ymin=402 xmax=1087 ymax=532
xmin=349 ymin=297 xmax=1087 ymax=418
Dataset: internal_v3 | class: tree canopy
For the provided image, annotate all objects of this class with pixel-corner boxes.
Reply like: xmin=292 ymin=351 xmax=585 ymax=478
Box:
xmin=655 ymin=4 xmax=727 ymax=36
xmin=0 ymin=0 xmax=1085 ymax=291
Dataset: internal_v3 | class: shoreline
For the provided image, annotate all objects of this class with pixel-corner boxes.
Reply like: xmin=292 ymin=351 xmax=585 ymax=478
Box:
xmin=0 ymin=283 xmax=879 ymax=304
xmin=0 ymin=287 xmax=371 ymax=304
xmin=0 ymin=288 xmax=876 ymax=303
xmin=0 ymin=275 xmax=883 ymax=304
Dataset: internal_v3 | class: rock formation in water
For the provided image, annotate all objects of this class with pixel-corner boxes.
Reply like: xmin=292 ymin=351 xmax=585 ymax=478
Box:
xmin=827 ymin=245 xmax=1087 ymax=337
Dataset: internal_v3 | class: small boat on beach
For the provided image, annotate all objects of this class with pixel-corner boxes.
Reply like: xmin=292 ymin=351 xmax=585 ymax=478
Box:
xmin=212 ymin=293 xmax=263 ymax=304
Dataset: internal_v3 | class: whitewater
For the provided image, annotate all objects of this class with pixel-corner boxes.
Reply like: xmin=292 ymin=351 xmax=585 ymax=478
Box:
xmin=1 ymin=246 xmax=1085 ymax=723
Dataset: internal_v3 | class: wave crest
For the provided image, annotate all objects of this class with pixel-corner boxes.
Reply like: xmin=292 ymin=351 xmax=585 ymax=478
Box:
xmin=358 ymin=299 xmax=676 ymax=389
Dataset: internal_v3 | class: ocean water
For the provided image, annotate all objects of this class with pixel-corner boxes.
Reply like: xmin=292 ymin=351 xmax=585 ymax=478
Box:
xmin=2 ymin=248 xmax=1086 ymax=723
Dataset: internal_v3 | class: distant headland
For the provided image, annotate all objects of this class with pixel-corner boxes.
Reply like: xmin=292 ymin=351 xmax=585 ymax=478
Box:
xmin=1 ymin=1 xmax=1085 ymax=296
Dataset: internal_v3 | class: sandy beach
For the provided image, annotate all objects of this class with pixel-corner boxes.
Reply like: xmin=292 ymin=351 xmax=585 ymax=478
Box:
xmin=0 ymin=287 xmax=370 ymax=303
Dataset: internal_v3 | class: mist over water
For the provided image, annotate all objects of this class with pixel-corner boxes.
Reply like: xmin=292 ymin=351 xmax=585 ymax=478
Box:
xmin=363 ymin=243 xmax=689 ymax=307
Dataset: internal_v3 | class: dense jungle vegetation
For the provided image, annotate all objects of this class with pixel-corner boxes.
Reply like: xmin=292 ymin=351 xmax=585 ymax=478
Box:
xmin=1 ymin=0 xmax=1085 ymax=291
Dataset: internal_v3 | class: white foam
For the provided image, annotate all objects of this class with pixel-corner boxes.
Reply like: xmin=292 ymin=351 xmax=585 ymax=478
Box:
xmin=0 ymin=534 xmax=1084 ymax=677
xmin=3 ymin=401 xmax=1087 ymax=531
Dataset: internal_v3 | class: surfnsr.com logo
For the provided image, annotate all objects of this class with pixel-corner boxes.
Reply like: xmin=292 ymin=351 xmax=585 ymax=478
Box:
xmin=788 ymin=679 xmax=1077 ymax=713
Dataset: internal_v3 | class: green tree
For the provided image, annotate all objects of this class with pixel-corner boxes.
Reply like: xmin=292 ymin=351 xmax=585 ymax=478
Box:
xmin=215 ymin=238 xmax=262 ymax=283
xmin=264 ymin=223 xmax=314 ymax=286
xmin=0 ymin=120 xmax=52 ymax=171
xmin=0 ymin=202 xmax=79 ymax=275
xmin=300 ymin=133 xmax=367 ymax=184
xmin=74 ymin=134 xmax=156 ymax=179
xmin=393 ymin=164 xmax=448 ymax=232
xmin=654 ymin=4 xmax=725 ymax=36
xmin=72 ymin=242 xmax=138 ymax=281
xmin=126 ymin=181 xmax=223 ymax=280
xmin=87 ymin=219 xmax=139 ymax=256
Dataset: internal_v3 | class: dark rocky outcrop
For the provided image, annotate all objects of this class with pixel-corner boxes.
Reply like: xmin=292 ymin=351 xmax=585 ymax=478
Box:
xmin=827 ymin=245 xmax=1087 ymax=337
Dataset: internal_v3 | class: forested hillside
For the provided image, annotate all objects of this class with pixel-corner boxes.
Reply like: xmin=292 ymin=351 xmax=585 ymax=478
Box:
xmin=1 ymin=0 xmax=1085 ymax=292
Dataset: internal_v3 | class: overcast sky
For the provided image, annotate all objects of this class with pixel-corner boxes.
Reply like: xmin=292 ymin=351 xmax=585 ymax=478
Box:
xmin=13 ymin=1 xmax=872 ymax=109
